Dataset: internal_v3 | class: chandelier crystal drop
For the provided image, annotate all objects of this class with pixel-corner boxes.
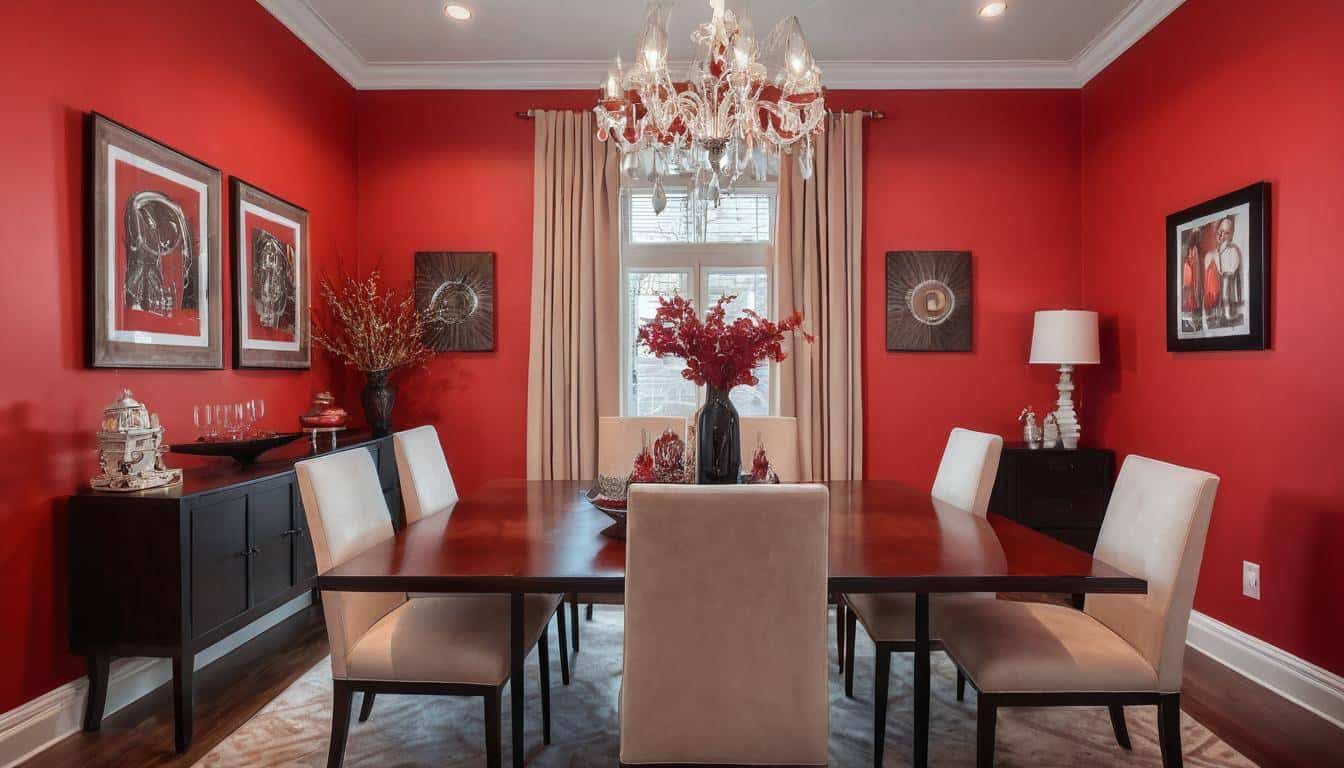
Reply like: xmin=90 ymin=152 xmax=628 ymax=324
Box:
xmin=595 ymin=0 xmax=826 ymax=215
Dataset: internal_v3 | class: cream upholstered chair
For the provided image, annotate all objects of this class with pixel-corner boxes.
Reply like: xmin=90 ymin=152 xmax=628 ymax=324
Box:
xmin=739 ymin=415 xmax=801 ymax=482
xmin=620 ymin=483 xmax=829 ymax=767
xmin=938 ymin=455 xmax=1219 ymax=768
xmin=393 ymin=425 xmax=572 ymax=683
xmin=840 ymin=427 xmax=1003 ymax=766
xmin=296 ymin=447 xmax=563 ymax=768
xmin=574 ymin=416 xmax=690 ymax=650
xmin=596 ymin=415 xmax=688 ymax=477
xmin=393 ymin=425 xmax=459 ymax=525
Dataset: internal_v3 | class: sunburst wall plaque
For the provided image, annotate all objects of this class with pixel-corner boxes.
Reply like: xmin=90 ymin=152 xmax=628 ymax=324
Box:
xmin=415 ymin=251 xmax=495 ymax=352
xmin=885 ymin=250 xmax=972 ymax=352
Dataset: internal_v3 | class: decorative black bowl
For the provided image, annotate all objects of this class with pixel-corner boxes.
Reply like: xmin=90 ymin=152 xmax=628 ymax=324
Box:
xmin=171 ymin=432 xmax=305 ymax=465
xmin=585 ymin=486 xmax=628 ymax=540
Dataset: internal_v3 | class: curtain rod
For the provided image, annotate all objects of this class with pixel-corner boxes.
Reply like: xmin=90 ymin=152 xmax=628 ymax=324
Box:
xmin=515 ymin=108 xmax=885 ymax=120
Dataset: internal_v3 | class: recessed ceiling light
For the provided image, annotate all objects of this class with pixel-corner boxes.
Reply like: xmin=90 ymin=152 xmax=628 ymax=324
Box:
xmin=444 ymin=3 xmax=471 ymax=21
xmin=979 ymin=2 xmax=1007 ymax=18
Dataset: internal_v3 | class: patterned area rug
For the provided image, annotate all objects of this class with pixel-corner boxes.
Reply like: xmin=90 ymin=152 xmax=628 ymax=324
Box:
xmin=195 ymin=606 xmax=1255 ymax=767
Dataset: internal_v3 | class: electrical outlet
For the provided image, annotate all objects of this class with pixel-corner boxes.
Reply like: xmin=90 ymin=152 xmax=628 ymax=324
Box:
xmin=1242 ymin=561 xmax=1261 ymax=600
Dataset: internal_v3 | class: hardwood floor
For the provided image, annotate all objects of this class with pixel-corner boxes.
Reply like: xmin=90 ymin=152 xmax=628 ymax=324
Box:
xmin=21 ymin=605 xmax=330 ymax=768
xmin=19 ymin=603 xmax=1342 ymax=767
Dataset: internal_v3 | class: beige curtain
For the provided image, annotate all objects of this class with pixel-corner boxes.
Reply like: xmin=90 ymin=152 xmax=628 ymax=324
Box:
xmin=526 ymin=111 xmax=621 ymax=480
xmin=776 ymin=112 xmax=865 ymax=481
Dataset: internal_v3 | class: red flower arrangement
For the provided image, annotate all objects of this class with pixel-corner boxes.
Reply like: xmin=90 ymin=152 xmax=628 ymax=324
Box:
xmin=636 ymin=294 xmax=814 ymax=390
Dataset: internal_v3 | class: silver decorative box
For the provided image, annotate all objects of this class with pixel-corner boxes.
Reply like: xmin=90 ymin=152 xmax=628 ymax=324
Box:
xmin=90 ymin=389 xmax=182 ymax=492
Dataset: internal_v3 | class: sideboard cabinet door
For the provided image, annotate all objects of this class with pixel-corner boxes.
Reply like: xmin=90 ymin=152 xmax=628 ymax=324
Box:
xmin=292 ymin=484 xmax=318 ymax=583
xmin=250 ymin=482 xmax=296 ymax=607
xmin=190 ymin=495 xmax=249 ymax=638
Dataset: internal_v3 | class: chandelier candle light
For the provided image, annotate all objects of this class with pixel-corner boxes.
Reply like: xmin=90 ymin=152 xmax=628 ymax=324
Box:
xmin=594 ymin=0 xmax=826 ymax=215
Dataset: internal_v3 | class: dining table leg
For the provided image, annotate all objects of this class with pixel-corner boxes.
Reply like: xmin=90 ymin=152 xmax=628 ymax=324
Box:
xmin=914 ymin=592 xmax=930 ymax=768
xmin=510 ymin=592 xmax=525 ymax=768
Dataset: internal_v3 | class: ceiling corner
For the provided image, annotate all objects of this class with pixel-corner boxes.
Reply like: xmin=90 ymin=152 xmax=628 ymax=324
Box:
xmin=1072 ymin=0 xmax=1186 ymax=86
xmin=258 ymin=0 xmax=366 ymax=88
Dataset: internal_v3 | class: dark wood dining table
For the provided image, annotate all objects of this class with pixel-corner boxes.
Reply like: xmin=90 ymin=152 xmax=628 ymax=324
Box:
xmin=318 ymin=479 xmax=1146 ymax=768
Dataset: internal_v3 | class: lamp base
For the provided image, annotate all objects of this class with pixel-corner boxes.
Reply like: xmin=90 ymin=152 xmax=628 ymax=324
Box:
xmin=1052 ymin=364 xmax=1081 ymax=450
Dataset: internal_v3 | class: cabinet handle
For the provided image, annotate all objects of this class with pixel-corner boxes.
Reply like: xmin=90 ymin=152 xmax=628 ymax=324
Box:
xmin=237 ymin=546 xmax=262 ymax=558
xmin=281 ymin=529 xmax=302 ymax=537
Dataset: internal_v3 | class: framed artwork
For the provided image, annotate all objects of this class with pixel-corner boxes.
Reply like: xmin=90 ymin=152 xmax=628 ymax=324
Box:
xmin=414 ymin=252 xmax=496 ymax=352
xmin=231 ymin=178 xmax=310 ymax=368
xmin=1166 ymin=182 xmax=1269 ymax=351
xmin=88 ymin=113 xmax=222 ymax=368
xmin=885 ymin=250 xmax=972 ymax=352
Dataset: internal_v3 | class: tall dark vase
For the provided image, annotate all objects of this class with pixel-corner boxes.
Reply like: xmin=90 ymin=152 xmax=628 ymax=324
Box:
xmin=360 ymin=369 xmax=396 ymax=437
xmin=696 ymin=384 xmax=741 ymax=484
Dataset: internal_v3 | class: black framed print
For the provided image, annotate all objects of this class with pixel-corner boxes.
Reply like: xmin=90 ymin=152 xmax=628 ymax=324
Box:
xmin=231 ymin=178 xmax=310 ymax=368
xmin=88 ymin=113 xmax=223 ymax=368
xmin=1166 ymin=182 xmax=1269 ymax=351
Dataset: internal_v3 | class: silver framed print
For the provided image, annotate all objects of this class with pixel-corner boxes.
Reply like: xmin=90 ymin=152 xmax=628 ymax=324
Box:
xmin=88 ymin=113 xmax=223 ymax=368
xmin=231 ymin=178 xmax=310 ymax=368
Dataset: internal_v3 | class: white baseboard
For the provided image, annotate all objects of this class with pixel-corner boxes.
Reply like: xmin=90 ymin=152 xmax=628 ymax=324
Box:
xmin=0 ymin=592 xmax=313 ymax=768
xmin=1187 ymin=610 xmax=1344 ymax=731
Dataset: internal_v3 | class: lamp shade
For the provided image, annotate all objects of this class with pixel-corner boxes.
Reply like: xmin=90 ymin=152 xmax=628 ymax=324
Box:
xmin=1029 ymin=310 xmax=1100 ymax=365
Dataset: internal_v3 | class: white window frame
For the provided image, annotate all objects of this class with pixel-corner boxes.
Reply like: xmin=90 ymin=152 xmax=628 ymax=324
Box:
xmin=619 ymin=177 xmax=778 ymax=418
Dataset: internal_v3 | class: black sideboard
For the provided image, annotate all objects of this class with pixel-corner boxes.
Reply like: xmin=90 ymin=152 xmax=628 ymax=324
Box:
xmin=987 ymin=443 xmax=1115 ymax=555
xmin=69 ymin=431 xmax=401 ymax=753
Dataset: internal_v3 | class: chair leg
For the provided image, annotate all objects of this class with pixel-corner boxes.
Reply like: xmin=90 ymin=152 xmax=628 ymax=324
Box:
xmin=1158 ymin=694 xmax=1183 ymax=768
xmin=976 ymin=695 xmax=997 ymax=768
xmin=586 ymin=602 xmax=593 ymax=621
xmin=555 ymin=605 xmax=571 ymax=685
xmin=358 ymin=691 xmax=376 ymax=723
xmin=836 ymin=599 xmax=846 ymax=673
xmin=956 ymin=668 xmax=966 ymax=702
xmin=1108 ymin=704 xmax=1131 ymax=750
xmin=328 ymin=681 xmax=354 ymax=768
xmin=873 ymin=644 xmax=890 ymax=768
xmin=569 ymin=593 xmax=580 ymax=652
xmin=484 ymin=689 xmax=502 ymax=768
xmin=844 ymin=607 xmax=857 ymax=698
xmin=538 ymin=625 xmax=552 ymax=745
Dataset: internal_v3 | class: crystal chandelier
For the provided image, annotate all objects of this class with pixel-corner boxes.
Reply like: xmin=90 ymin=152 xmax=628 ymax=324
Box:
xmin=594 ymin=0 xmax=826 ymax=215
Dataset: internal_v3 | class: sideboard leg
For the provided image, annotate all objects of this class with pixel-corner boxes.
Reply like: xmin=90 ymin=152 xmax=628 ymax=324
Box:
xmin=173 ymin=653 xmax=194 ymax=753
xmin=82 ymin=653 xmax=110 ymax=731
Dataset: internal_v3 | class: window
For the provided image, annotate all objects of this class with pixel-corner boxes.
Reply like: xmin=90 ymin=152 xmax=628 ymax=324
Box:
xmin=620 ymin=179 xmax=776 ymax=418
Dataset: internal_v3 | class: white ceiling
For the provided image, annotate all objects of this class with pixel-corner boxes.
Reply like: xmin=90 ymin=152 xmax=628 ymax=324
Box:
xmin=258 ymin=0 xmax=1185 ymax=89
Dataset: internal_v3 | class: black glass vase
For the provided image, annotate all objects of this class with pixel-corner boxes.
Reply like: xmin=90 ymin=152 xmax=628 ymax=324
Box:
xmin=696 ymin=384 xmax=741 ymax=484
xmin=361 ymin=369 xmax=396 ymax=437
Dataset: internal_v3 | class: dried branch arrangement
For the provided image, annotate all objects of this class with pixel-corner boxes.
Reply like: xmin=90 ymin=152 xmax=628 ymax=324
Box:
xmin=311 ymin=269 xmax=433 ymax=373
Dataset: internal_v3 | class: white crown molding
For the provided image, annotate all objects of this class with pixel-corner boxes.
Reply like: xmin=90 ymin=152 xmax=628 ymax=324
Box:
xmin=0 ymin=594 xmax=312 ymax=768
xmin=1074 ymin=0 xmax=1186 ymax=85
xmin=1187 ymin=610 xmax=1344 ymax=731
xmin=259 ymin=0 xmax=1185 ymax=91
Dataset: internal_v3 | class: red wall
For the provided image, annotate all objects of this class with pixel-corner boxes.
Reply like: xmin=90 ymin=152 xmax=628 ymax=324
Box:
xmin=0 ymin=1 xmax=356 ymax=712
xmin=355 ymin=90 xmax=1082 ymax=495
xmin=1081 ymin=0 xmax=1344 ymax=674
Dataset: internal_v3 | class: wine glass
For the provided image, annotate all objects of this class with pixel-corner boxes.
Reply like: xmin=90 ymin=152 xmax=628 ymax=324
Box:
xmin=193 ymin=405 xmax=212 ymax=440
xmin=232 ymin=403 xmax=246 ymax=438
xmin=249 ymin=399 xmax=266 ymax=436
xmin=213 ymin=404 xmax=229 ymax=439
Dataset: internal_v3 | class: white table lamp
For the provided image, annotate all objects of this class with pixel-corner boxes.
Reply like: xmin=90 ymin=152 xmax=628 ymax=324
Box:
xmin=1030 ymin=310 xmax=1099 ymax=450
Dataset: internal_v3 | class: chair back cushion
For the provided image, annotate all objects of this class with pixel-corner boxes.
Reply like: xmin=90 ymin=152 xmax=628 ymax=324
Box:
xmin=1086 ymin=455 xmax=1219 ymax=692
xmin=597 ymin=416 xmax=688 ymax=477
xmin=394 ymin=425 xmax=459 ymax=525
xmin=739 ymin=416 xmax=801 ymax=482
xmin=931 ymin=428 xmax=1004 ymax=517
xmin=295 ymin=448 xmax=406 ymax=678
xmin=620 ymin=484 xmax=829 ymax=766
